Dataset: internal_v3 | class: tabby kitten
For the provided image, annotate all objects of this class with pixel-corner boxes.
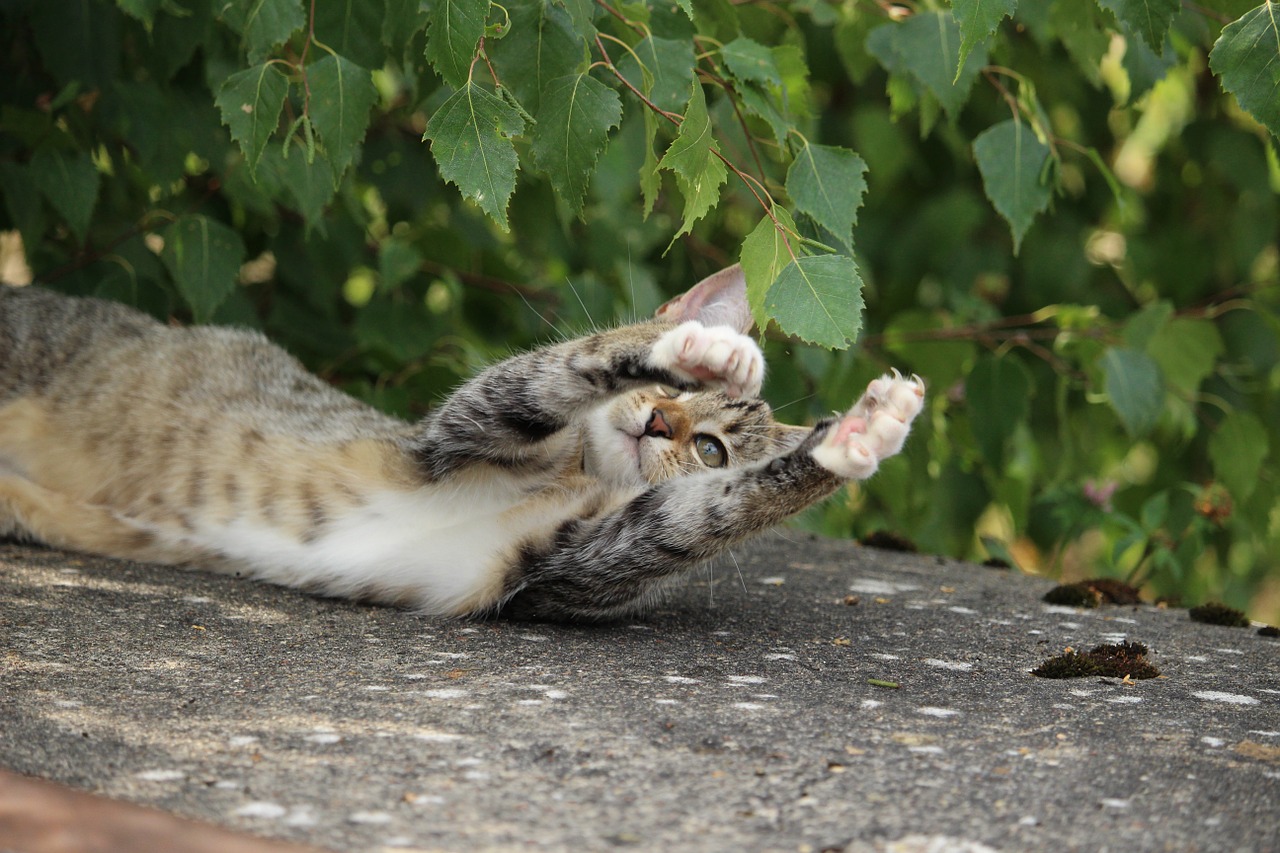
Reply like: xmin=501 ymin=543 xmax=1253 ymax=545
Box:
xmin=0 ymin=267 xmax=923 ymax=620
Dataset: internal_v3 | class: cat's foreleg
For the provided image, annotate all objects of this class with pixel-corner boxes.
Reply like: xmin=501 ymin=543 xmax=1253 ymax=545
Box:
xmin=499 ymin=371 xmax=925 ymax=621
xmin=411 ymin=321 xmax=763 ymax=479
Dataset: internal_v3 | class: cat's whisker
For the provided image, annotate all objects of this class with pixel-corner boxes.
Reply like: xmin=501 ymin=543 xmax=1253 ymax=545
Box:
xmin=728 ymin=550 xmax=747 ymax=595
xmin=772 ymin=393 xmax=816 ymax=413
xmin=565 ymin=277 xmax=598 ymax=332
xmin=513 ymin=284 xmax=559 ymax=334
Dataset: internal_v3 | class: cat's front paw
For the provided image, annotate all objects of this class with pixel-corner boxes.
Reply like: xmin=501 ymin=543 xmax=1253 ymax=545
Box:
xmin=812 ymin=370 xmax=925 ymax=480
xmin=650 ymin=321 xmax=764 ymax=398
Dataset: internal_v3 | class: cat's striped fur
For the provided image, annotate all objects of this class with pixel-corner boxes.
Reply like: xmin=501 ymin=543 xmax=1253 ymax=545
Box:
xmin=0 ymin=268 xmax=923 ymax=620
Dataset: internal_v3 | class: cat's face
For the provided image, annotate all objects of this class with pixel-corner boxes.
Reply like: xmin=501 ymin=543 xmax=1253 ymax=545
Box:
xmin=584 ymin=388 xmax=799 ymax=487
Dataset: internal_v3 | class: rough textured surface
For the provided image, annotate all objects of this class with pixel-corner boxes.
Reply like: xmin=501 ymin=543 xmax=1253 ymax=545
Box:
xmin=2 ymin=537 xmax=1278 ymax=852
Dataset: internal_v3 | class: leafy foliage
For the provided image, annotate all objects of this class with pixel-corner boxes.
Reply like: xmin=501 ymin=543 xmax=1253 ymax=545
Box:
xmin=1 ymin=0 xmax=1278 ymax=619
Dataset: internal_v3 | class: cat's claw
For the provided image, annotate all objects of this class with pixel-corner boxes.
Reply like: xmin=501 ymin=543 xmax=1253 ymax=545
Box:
xmin=650 ymin=321 xmax=764 ymax=398
xmin=812 ymin=371 xmax=925 ymax=480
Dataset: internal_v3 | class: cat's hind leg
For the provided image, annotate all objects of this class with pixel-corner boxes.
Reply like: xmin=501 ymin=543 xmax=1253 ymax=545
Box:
xmin=0 ymin=475 xmax=183 ymax=563
xmin=812 ymin=371 xmax=926 ymax=480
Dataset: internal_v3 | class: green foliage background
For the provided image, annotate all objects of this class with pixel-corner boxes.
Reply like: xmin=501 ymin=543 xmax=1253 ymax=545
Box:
xmin=2 ymin=0 xmax=1278 ymax=619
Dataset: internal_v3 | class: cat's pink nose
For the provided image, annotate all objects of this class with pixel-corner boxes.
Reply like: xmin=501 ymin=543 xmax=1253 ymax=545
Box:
xmin=644 ymin=408 xmax=674 ymax=439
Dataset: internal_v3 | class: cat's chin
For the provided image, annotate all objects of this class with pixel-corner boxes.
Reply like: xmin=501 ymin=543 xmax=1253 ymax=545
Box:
xmin=583 ymin=409 xmax=649 ymax=488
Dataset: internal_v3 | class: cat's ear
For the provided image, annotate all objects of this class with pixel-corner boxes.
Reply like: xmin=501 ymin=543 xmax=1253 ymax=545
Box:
xmin=655 ymin=264 xmax=753 ymax=334
xmin=770 ymin=424 xmax=811 ymax=456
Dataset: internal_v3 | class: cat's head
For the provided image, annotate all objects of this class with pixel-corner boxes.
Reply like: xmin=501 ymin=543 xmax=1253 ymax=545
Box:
xmin=587 ymin=264 xmax=808 ymax=486
xmin=584 ymin=386 xmax=807 ymax=486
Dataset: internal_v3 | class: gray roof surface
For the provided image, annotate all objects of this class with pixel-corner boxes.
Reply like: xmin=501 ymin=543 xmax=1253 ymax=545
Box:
xmin=2 ymin=536 xmax=1277 ymax=852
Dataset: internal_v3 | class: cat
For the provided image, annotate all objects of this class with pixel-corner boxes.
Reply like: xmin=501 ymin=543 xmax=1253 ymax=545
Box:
xmin=0 ymin=266 xmax=924 ymax=621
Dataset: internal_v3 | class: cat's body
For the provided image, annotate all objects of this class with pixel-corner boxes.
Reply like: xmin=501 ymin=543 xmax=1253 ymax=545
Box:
xmin=0 ymin=269 xmax=923 ymax=620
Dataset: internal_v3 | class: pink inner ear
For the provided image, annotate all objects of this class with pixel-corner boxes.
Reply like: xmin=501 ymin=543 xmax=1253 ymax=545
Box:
xmin=655 ymin=264 xmax=753 ymax=333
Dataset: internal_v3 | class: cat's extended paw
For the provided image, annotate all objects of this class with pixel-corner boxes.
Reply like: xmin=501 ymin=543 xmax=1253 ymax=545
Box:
xmin=650 ymin=321 xmax=764 ymax=398
xmin=812 ymin=370 xmax=925 ymax=480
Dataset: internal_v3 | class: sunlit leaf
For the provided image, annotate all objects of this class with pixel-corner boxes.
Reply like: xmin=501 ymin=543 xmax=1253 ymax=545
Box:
xmin=763 ymin=254 xmax=864 ymax=349
xmin=740 ymin=209 xmax=799 ymax=329
xmin=658 ymin=82 xmax=726 ymax=240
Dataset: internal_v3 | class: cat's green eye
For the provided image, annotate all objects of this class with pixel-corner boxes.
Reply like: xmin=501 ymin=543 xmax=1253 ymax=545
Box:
xmin=693 ymin=434 xmax=727 ymax=468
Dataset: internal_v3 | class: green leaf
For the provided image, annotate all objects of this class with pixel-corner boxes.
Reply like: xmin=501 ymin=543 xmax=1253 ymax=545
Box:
xmin=1209 ymin=3 xmax=1280 ymax=139
xmin=721 ymin=37 xmax=782 ymax=87
xmin=967 ymin=353 xmax=1032 ymax=469
xmin=619 ymin=36 xmax=695 ymax=114
xmin=1097 ymin=0 xmax=1181 ymax=54
xmin=215 ymin=63 xmax=290 ymax=178
xmin=973 ymin=119 xmax=1053 ymax=253
xmin=531 ymin=73 xmax=622 ymax=216
xmin=951 ymin=0 xmax=1016 ymax=74
xmin=257 ymin=146 xmax=338 ymax=231
xmin=219 ymin=0 xmax=305 ymax=63
xmin=1146 ymin=318 xmax=1224 ymax=395
xmin=425 ymin=0 xmax=490 ymax=88
xmin=313 ymin=0 xmax=384 ymax=70
xmin=1101 ymin=347 xmax=1164 ymax=438
xmin=740 ymin=209 xmax=799 ymax=330
xmin=785 ymin=142 xmax=868 ymax=248
xmin=488 ymin=0 xmax=584 ymax=116
xmin=1122 ymin=300 xmax=1173 ymax=349
xmin=384 ymin=0 xmax=431 ymax=54
xmin=658 ymin=83 xmax=727 ymax=241
xmin=763 ymin=254 xmax=864 ymax=349
xmin=28 ymin=0 xmax=119 ymax=88
xmin=423 ymin=82 xmax=526 ymax=230
xmin=877 ymin=11 xmax=987 ymax=117
xmin=160 ymin=215 xmax=247 ymax=323
xmin=1209 ymin=410 xmax=1270 ymax=502
xmin=28 ymin=148 xmax=99 ymax=243
xmin=639 ymin=108 xmax=661 ymax=219
xmin=0 ymin=162 xmax=45 ymax=256
xmin=308 ymin=54 xmax=379 ymax=186
xmin=556 ymin=0 xmax=595 ymax=36
xmin=117 ymin=0 xmax=165 ymax=27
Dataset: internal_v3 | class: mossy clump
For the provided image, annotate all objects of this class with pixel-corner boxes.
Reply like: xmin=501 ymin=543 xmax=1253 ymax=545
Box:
xmin=1043 ymin=583 xmax=1103 ymax=608
xmin=1043 ymin=578 xmax=1143 ymax=608
xmin=858 ymin=530 xmax=917 ymax=553
xmin=1256 ymin=626 xmax=1278 ymax=638
xmin=1031 ymin=640 xmax=1161 ymax=680
xmin=1188 ymin=602 xmax=1249 ymax=628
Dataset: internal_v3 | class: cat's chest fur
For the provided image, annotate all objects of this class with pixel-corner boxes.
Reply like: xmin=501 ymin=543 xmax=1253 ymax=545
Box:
xmin=201 ymin=449 xmax=621 ymax=615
